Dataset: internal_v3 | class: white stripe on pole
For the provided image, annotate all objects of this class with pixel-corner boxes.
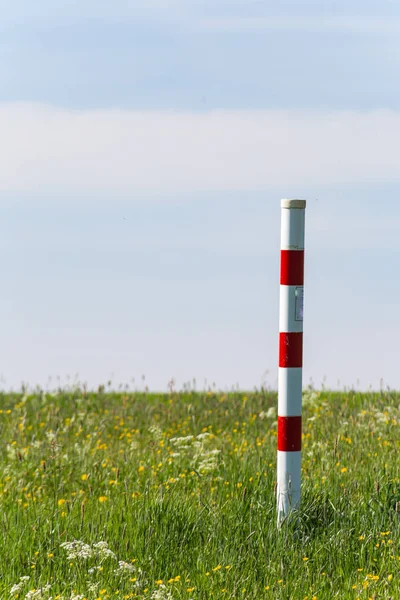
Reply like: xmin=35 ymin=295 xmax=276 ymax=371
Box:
xmin=279 ymin=286 xmax=304 ymax=333
xmin=278 ymin=368 xmax=303 ymax=416
xmin=277 ymin=450 xmax=301 ymax=519
xmin=280 ymin=201 xmax=306 ymax=250
xmin=277 ymin=198 xmax=306 ymax=527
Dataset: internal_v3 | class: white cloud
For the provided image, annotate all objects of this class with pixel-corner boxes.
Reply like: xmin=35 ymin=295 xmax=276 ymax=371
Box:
xmin=1 ymin=104 xmax=400 ymax=195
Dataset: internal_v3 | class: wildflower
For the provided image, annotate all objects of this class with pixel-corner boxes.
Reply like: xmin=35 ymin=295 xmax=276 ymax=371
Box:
xmin=98 ymin=496 xmax=108 ymax=503
xmin=150 ymin=586 xmax=173 ymax=600
xmin=303 ymin=557 xmax=309 ymax=561
xmin=60 ymin=540 xmax=94 ymax=560
xmin=170 ymin=435 xmax=194 ymax=444
xmin=9 ymin=576 xmax=30 ymax=596
xmin=196 ymin=432 xmax=211 ymax=440
xmin=115 ymin=561 xmax=135 ymax=573
xmin=57 ymin=499 xmax=66 ymax=506
xmin=25 ymin=584 xmax=52 ymax=598
xmin=213 ymin=565 xmax=222 ymax=572
xmin=340 ymin=467 xmax=348 ymax=473
xmin=93 ymin=541 xmax=116 ymax=561
xmin=81 ymin=474 xmax=88 ymax=481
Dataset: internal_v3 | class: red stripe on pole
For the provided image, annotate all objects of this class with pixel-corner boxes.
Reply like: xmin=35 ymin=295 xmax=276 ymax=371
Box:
xmin=278 ymin=416 xmax=302 ymax=451
xmin=280 ymin=250 xmax=304 ymax=286
xmin=279 ymin=332 xmax=303 ymax=368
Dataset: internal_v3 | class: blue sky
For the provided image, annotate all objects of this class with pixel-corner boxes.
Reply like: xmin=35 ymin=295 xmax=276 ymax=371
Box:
xmin=1 ymin=0 xmax=400 ymax=390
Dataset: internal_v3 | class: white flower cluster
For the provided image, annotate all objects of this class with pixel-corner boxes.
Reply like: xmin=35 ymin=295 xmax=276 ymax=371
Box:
xmin=302 ymin=390 xmax=319 ymax=406
xmin=10 ymin=575 xmax=30 ymax=596
xmin=60 ymin=539 xmax=117 ymax=567
xmin=10 ymin=580 xmax=53 ymax=600
xmin=169 ymin=435 xmax=194 ymax=451
xmin=195 ymin=432 xmax=212 ymax=441
xmin=150 ymin=585 xmax=174 ymax=600
xmin=25 ymin=586 xmax=52 ymax=599
xmin=169 ymin=432 xmax=221 ymax=472
xmin=149 ymin=425 xmax=163 ymax=440
xmin=60 ymin=540 xmax=93 ymax=560
xmin=114 ymin=560 xmax=135 ymax=573
xmin=92 ymin=541 xmax=117 ymax=560
xmin=87 ymin=566 xmax=103 ymax=575
xmin=259 ymin=406 xmax=277 ymax=420
xmin=197 ymin=449 xmax=221 ymax=472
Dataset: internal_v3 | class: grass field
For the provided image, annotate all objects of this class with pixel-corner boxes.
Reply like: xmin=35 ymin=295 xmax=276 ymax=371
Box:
xmin=1 ymin=387 xmax=399 ymax=599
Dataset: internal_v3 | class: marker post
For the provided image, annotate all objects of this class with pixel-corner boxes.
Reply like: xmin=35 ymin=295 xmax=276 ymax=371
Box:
xmin=277 ymin=199 xmax=306 ymax=526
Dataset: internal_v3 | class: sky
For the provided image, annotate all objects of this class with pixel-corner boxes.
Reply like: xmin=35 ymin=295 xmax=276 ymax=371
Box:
xmin=1 ymin=0 xmax=400 ymax=391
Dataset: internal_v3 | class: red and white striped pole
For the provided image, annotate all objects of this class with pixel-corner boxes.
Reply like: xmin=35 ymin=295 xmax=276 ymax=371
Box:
xmin=277 ymin=199 xmax=306 ymax=526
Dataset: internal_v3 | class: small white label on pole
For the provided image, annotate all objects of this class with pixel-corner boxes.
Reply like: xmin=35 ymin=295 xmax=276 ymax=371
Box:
xmin=295 ymin=287 xmax=304 ymax=321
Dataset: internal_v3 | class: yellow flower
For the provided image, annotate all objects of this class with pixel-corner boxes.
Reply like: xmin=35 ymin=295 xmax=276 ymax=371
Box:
xmin=47 ymin=553 xmax=54 ymax=558
xmin=57 ymin=499 xmax=66 ymax=506
xmin=138 ymin=466 xmax=145 ymax=473
xmin=303 ymin=557 xmax=309 ymax=561
xmin=187 ymin=588 xmax=195 ymax=592
xmin=98 ymin=496 xmax=108 ymax=503
xmin=340 ymin=467 xmax=348 ymax=473
xmin=155 ymin=580 xmax=163 ymax=585
xmin=81 ymin=474 xmax=88 ymax=481
xmin=388 ymin=574 xmax=393 ymax=582
xmin=213 ymin=565 xmax=222 ymax=571
xmin=359 ymin=536 xmax=365 ymax=540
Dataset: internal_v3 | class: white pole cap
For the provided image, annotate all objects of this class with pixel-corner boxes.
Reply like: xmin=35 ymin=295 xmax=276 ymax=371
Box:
xmin=281 ymin=199 xmax=306 ymax=209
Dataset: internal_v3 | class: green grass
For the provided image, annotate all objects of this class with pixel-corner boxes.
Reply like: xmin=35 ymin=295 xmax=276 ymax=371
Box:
xmin=0 ymin=387 xmax=399 ymax=599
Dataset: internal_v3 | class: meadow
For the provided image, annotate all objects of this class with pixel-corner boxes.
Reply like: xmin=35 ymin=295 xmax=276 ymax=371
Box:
xmin=0 ymin=386 xmax=399 ymax=599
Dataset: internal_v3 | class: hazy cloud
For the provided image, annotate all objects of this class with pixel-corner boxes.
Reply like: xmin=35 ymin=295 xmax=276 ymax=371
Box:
xmin=1 ymin=104 xmax=399 ymax=196
xmin=200 ymin=15 xmax=400 ymax=33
